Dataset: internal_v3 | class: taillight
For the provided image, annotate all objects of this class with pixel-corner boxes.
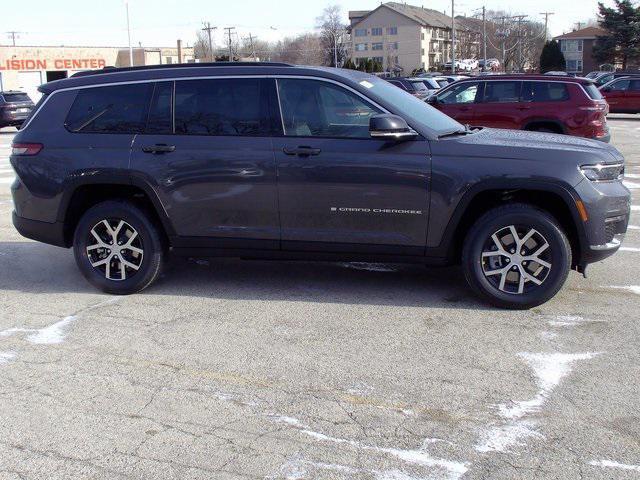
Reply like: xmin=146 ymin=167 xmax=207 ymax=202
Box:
xmin=12 ymin=143 xmax=43 ymax=156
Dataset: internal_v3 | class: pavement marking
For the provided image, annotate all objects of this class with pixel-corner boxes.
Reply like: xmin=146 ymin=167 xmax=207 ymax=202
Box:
xmin=623 ymin=180 xmax=640 ymax=189
xmin=620 ymin=247 xmax=640 ymax=252
xmin=628 ymin=225 xmax=640 ymax=230
xmin=632 ymin=206 xmax=640 ymax=212
xmin=589 ymin=460 xmax=640 ymax=472
xmin=475 ymin=352 xmax=600 ymax=454
xmin=0 ymin=177 xmax=14 ymax=184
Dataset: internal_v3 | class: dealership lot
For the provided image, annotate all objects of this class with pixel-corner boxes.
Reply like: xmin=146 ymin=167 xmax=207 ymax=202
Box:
xmin=0 ymin=119 xmax=639 ymax=479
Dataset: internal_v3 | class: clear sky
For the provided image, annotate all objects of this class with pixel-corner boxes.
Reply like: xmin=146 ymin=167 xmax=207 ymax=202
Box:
xmin=2 ymin=0 xmax=610 ymax=49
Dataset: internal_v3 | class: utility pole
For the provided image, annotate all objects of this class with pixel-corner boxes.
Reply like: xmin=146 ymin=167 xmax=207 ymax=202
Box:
xmin=574 ymin=21 xmax=584 ymax=31
xmin=495 ymin=16 xmax=508 ymax=72
xmin=482 ymin=6 xmax=487 ymax=71
xmin=125 ymin=1 xmax=133 ymax=66
xmin=202 ymin=22 xmax=217 ymax=62
xmin=512 ymin=15 xmax=528 ymax=73
xmin=6 ymin=31 xmax=20 ymax=46
xmin=246 ymin=33 xmax=257 ymax=61
xmin=540 ymin=12 xmax=554 ymax=40
xmin=224 ymin=27 xmax=236 ymax=61
xmin=451 ymin=0 xmax=456 ymax=74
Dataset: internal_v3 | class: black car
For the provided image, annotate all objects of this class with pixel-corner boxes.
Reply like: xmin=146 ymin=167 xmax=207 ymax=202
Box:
xmin=0 ymin=91 xmax=35 ymax=128
xmin=386 ymin=77 xmax=430 ymax=100
xmin=9 ymin=63 xmax=631 ymax=308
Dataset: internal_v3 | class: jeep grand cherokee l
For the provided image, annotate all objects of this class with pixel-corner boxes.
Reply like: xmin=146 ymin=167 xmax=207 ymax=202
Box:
xmin=428 ymin=75 xmax=610 ymax=142
xmin=10 ymin=63 xmax=631 ymax=308
xmin=0 ymin=91 xmax=34 ymax=129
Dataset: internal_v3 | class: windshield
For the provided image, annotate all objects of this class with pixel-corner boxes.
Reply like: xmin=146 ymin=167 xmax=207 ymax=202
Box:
xmin=360 ymin=77 xmax=463 ymax=135
xmin=409 ymin=80 xmax=428 ymax=92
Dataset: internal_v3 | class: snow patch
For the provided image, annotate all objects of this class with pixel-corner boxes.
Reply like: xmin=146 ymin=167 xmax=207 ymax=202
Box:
xmin=475 ymin=352 xmax=600 ymax=453
xmin=628 ymin=225 xmax=640 ymax=230
xmin=623 ymin=180 xmax=640 ymax=189
xmin=606 ymin=285 xmax=640 ymax=295
xmin=631 ymin=205 xmax=640 ymax=212
xmin=0 ymin=351 xmax=16 ymax=364
xmin=548 ymin=315 xmax=585 ymax=327
xmin=620 ymin=246 xmax=640 ymax=252
xmin=590 ymin=459 xmax=640 ymax=472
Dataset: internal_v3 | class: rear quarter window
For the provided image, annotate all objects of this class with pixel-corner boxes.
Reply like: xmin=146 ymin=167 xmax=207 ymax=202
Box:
xmin=583 ymin=83 xmax=604 ymax=100
xmin=65 ymin=83 xmax=153 ymax=134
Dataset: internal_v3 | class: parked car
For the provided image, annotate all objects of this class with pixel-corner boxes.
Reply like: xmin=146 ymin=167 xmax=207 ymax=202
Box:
xmin=427 ymin=75 xmax=610 ymax=141
xmin=478 ymin=58 xmax=500 ymax=70
xmin=599 ymin=76 xmax=640 ymax=113
xmin=411 ymin=76 xmax=443 ymax=92
xmin=10 ymin=63 xmax=630 ymax=308
xmin=0 ymin=91 xmax=35 ymax=129
xmin=461 ymin=59 xmax=479 ymax=70
xmin=592 ymin=71 xmax=640 ymax=87
xmin=386 ymin=77 xmax=430 ymax=99
xmin=443 ymin=60 xmax=470 ymax=72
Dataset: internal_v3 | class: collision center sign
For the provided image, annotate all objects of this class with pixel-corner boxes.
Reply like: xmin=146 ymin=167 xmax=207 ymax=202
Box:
xmin=0 ymin=58 xmax=107 ymax=71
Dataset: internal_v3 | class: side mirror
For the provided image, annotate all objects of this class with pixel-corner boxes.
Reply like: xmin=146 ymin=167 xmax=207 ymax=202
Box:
xmin=601 ymin=87 xmax=610 ymax=93
xmin=369 ymin=114 xmax=417 ymax=140
xmin=426 ymin=95 xmax=438 ymax=105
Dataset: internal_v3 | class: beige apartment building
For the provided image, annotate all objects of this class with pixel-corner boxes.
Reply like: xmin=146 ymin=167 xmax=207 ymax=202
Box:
xmin=348 ymin=2 xmax=480 ymax=74
xmin=0 ymin=45 xmax=195 ymax=102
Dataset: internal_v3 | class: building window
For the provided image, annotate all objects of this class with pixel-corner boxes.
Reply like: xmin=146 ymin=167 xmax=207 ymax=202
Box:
xmin=566 ymin=59 xmax=583 ymax=72
xmin=372 ymin=43 xmax=383 ymax=51
xmin=387 ymin=26 xmax=398 ymax=35
xmin=389 ymin=42 xmax=398 ymax=50
xmin=355 ymin=28 xmax=367 ymax=37
xmin=561 ymin=39 xmax=583 ymax=52
xmin=355 ymin=43 xmax=368 ymax=52
xmin=371 ymin=27 xmax=382 ymax=36
xmin=421 ymin=32 xmax=425 ymax=40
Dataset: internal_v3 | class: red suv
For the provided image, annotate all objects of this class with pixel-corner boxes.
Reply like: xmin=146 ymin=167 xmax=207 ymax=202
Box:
xmin=428 ymin=75 xmax=610 ymax=142
xmin=600 ymin=76 xmax=640 ymax=113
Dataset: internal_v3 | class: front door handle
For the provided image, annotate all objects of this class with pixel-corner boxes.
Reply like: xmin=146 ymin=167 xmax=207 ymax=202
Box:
xmin=142 ymin=144 xmax=176 ymax=154
xmin=283 ymin=146 xmax=321 ymax=157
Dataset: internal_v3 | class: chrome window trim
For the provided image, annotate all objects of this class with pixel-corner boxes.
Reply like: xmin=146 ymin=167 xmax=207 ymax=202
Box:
xmin=21 ymin=74 xmax=391 ymax=133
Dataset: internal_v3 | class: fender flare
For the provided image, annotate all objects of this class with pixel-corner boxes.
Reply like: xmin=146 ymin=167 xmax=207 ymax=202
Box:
xmin=522 ymin=118 xmax=566 ymax=134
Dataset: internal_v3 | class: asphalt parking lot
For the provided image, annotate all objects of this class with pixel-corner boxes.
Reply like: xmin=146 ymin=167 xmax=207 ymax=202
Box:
xmin=0 ymin=118 xmax=639 ymax=480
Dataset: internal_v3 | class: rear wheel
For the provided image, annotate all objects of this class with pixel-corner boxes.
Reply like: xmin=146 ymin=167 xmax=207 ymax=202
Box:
xmin=462 ymin=204 xmax=571 ymax=309
xmin=73 ymin=201 xmax=163 ymax=294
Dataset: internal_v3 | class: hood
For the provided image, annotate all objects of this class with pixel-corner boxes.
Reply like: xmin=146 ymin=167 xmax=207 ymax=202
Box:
xmin=432 ymin=127 xmax=622 ymax=165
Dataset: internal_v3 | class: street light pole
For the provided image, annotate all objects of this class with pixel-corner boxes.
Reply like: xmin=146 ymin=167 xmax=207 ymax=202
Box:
xmin=451 ymin=0 xmax=456 ymax=74
xmin=125 ymin=0 xmax=133 ymax=66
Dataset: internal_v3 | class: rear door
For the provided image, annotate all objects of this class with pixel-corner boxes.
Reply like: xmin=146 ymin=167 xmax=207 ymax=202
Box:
xmin=473 ymin=80 xmax=523 ymax=129
xmin=271 ymin=77 xmax=430 ymax=253
xmin=434 ymin=80 xmax=481 ymax=125
xmin=129 ymin=78 xmax=281 ymax=248
xmin=629 ymin=79 xmax=640 ymax=111
xmin=521 ymin=81 xmax=570 ymax=128
xmin=603 ymin=79 xmax=630 ymax=112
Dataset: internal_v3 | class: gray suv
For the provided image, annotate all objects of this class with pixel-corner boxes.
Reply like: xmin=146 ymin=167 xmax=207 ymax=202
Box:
xmin=9 ymin=63 xmax=631 ymax=308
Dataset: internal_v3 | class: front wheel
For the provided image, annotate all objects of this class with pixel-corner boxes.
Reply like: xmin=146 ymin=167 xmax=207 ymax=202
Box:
xmin=73 ymin=200 xmax=164 ymax=294
xmin=462 ymin=204 xmax=572 ymax=309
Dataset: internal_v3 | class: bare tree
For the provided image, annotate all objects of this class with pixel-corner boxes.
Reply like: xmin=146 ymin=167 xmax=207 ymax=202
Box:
xmin=194 ymin=31 xmax=212 ymax=61
xmin=485 ymin=11 xmax=546 ymax=71
xmin=316 ymin=5 xmax=347 ymax=66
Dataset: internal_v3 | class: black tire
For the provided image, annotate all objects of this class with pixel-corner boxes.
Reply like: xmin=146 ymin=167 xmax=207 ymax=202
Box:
xmin=73 ymin=200 xmax=164 ymax=294
xmin=462 ymin=203 xmax=571 ymax=309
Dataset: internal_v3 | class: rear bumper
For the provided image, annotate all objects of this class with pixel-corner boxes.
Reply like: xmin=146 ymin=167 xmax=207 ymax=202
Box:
xmin=12 ymin=211 xmax=67 ymax=248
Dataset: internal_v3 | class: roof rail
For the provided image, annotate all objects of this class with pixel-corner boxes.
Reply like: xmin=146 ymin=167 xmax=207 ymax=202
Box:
xmin=71 ymin=61 xmax=294 ymax=78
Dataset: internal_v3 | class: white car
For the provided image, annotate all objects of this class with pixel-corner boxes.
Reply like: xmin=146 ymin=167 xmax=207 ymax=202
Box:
xmin=461 ymin=59 xmax=478 ymax=70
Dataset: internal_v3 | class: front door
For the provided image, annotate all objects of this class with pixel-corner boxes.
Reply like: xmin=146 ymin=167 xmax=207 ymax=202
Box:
xmin=435 ymin=80 xmax=482 ymax=125
xmin=472 ymin=80 xmax=523 ymax=129
xmin=603 ymin=79 xmax=630 ymax=113
xmin=272 ymin=78 xmax=430 ymax=253
xmin=130 ymin=79 xmax=280 ymax=248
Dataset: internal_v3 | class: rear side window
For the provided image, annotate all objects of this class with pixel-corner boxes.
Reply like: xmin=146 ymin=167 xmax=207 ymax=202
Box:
xmin=583 ymin=83 xmax=604 ymax=100
xmin=174 ymin=78 xmax=270 ymax=136
xmin=608 ymin=79 xmax=630 ymax=91
xmin=438 ymin=82 xmax=480 ymax=104
xmin=483 ymin=81 xmax=521 ymax=103
xmin=65 ymin=84 xmax=153 ymax=133
xmin=522 ymin=82 xmax=570 ymax=102
xmin=630 ymin=80 xmax=640 ymax=91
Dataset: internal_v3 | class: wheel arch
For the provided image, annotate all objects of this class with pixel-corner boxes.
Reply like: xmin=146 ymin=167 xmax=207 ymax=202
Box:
xmin=58 ymin=175 xmax=175 ymax=248
xmin=434 ymin=180 xmax=588 ymax=268
xmin=522 ymin=118 xmax=566 ymax=134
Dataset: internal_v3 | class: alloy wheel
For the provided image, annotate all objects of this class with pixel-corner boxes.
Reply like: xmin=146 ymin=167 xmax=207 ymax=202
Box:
xmin=481 ymin=225 xmax=552 ymax=295
xmin=86 ymin=219 xmax=144 ymax=281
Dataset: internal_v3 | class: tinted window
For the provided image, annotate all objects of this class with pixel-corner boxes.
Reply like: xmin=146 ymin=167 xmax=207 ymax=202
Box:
xmin=438 ymin=82 xmax=480 ymax=104
xmin=146 ymin=82 xmax=173 ymax=134
xmin=388 ymin=80 xmax=407 ymax=90
xmin=174 ymin=78 xmax=270 ymax=136
xmin=65 ymin=84 xmax=152 ymax=133
xmin=522 ymin=82 xmax=569 ymax=102
xmin=608 ymin=79 xmax=630 ymax=91
xmin=630 ymin=80 xmax=640 ymax=91
xmin=278 ymin=79 xmax=381 ymax=138
xmin=584 ymin=83 xmax=604 ymax=100
xmin=409 ymin=80 xmax=428 ymax=92
xmin=2 ymin=92 xmax=31 ymax=103
xmin=483 ymin=81 xmax=521 ymax=103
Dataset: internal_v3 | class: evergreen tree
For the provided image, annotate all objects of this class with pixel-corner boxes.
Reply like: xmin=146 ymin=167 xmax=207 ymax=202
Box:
xmin=539 ymin=40 xmax=566 ymax=73
xmin=594 ymin=0 xmax=640 ymax=70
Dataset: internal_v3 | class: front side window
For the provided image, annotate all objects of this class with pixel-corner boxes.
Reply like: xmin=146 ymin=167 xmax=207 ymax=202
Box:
xmin=483 ymin=81 xmax=521 ymax=103
xmin=174 ymin=78 xmax=271 ymax=136
xmin=277 ymin=79 xmax=381 ymax=138
xmin=65 ymin=83 xmax=153 ymax=133
xmin=438 ymin=82 xmax=480 ymax=104
xmin=146 ymin=82 xmax=173 ymax=134
xmin=608 ymin=79 xmax=630 ymax=91
xmin=522 ymin=82 xmax=570 ymax=102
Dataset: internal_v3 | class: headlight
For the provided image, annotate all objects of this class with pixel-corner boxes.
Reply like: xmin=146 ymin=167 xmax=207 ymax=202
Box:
xmin=579 ymin=163 xmax=624 ymax=182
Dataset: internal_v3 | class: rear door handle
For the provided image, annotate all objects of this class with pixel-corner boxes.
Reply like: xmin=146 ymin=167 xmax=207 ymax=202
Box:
xmin=142 ymin=144 xmax=176 ymax=154
xmin=283 ymin=146 xmax=321 ymax=157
